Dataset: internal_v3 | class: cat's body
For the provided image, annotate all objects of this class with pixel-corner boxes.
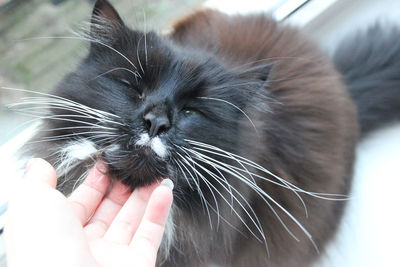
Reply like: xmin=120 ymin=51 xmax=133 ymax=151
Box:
xmin=19 ymin=1 xmax=400 ymax=266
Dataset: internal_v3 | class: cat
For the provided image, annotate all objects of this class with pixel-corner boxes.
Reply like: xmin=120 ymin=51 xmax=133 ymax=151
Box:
xmin=16 ymin=0 xmax=400 ymax=266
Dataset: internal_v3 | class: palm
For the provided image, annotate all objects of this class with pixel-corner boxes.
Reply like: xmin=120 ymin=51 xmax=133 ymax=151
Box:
xmin=6 ymin=159 xmax=172 ymax=267
xmin=66 ymin=164 xmax=172 ymax=267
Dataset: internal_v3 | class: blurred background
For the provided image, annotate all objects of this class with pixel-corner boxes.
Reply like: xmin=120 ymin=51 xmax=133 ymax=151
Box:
xmin=2 ymin=0 xmax=400 ymax=146
xmin=1 ymin=0 xmax=400 ymax=266
xmin=0 ymin=0 xmax=203 ymax=145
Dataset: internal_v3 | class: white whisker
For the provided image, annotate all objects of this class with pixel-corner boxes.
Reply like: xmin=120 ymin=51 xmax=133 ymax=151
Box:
xmin=175 ymin=151 xmax=214 ymax=228
xmin=136 ymin=34 xmax=145 ymax=75
xmin=184 ymin=139 xmax=320 ymax=252
xmin=186 ymin=139 xmax=348 ymax=200
xmin=186 ymin=147 xmax=300 ymax=244
xmin=2 ymin=87 xmax=121 ymax=119
xmin=91 ymin=67 xmax=140 ymax=81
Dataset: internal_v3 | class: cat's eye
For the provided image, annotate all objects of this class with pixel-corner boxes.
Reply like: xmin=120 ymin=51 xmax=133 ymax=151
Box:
xmin=116 ymin=77 xmax=144 ymax=99
xmin=118 ymin=78 xmax=131 ymax=87
xmin=182 ymin=108 xmax=199 ymax=116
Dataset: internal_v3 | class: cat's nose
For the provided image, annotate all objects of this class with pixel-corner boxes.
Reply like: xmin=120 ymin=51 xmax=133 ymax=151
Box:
xmin=143 ymin=112 xmax=171 ymax=137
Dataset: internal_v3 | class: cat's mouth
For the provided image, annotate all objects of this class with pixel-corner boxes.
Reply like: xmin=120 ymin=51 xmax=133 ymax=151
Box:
xmin=102 ymin=135 xmax=170 ymax=190
xmin=134 ymin=133 xmax=169 ymax=159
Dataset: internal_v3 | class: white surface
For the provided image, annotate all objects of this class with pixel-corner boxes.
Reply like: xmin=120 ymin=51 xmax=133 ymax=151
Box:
xmin=205 ymin=0 xmax=310 ymax=20
xmin=204 ymin=0 xmax=280 ymax=15
xmin=313 ymin=124 xmax=400 ymax=267
xmin=302 ymin=0 xmax=400 ymax=53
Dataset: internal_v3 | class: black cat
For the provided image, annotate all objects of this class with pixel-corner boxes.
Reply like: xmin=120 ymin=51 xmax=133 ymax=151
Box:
xmin=18 ymin=0 xmax=400 ymax=266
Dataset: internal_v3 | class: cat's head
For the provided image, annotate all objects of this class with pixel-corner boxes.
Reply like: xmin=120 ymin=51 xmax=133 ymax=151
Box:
xmin=41 ymin=0 xmax=271 ymax=193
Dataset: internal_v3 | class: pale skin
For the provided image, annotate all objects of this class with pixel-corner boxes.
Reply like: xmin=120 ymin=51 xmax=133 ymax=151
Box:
xmin=5 ymin=158 xmax=173 ymax=267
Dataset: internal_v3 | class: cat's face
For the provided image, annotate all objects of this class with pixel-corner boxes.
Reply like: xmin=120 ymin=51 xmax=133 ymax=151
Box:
xmin=47 ymin=1 xmax=268 ymax=191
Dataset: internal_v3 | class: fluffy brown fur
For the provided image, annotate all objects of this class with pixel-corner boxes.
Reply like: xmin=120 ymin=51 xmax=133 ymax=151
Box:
xmin=163 ymin=10 xmax=358 ymax=266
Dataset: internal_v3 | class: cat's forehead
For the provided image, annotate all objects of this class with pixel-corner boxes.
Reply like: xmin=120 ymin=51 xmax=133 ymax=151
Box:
xmin=86 ymin=27 xmax=233 ymax=102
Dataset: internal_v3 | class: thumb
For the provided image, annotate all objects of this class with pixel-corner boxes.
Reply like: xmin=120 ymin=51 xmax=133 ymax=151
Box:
xmin=24 ymin=158 xmax=57 ymax=188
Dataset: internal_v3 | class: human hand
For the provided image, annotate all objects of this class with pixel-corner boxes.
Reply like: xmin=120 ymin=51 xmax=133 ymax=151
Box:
xmin=5 ymin=158 xmax=174 ymax=267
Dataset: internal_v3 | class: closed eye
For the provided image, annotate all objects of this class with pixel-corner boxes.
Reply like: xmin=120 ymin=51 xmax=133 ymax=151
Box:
xmin=116 ymin=77 xmax=144 ymax=99
xmin=117 ymin=78 xmax=131 ymax=87
xmin=181 ymin=108 xmax=200 ymax=116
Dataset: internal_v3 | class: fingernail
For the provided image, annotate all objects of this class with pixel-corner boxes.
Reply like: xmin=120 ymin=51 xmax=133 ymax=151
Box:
xmin=161 ymin=178 xmax=174 ymax=190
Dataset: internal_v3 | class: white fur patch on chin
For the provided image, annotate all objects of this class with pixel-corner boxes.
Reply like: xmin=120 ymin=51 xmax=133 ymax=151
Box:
xmin=136 ymin=133 xmax=168 ymax=158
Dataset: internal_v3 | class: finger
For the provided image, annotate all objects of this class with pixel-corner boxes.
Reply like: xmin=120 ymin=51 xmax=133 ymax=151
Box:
xmin=6 ymin=159 xmax=95 ymax=267
xmin=103 ymin=182 xmax=159 ymax=245
xmin=68 ymin=161 xmax=111 ymax=225
xmin=24 ymin=158 xmax=57 ymax=188
xmin=129 ymin=179 xmax=173 ymax=260
xmin=84 ymin=181 xmax=131 ymax=241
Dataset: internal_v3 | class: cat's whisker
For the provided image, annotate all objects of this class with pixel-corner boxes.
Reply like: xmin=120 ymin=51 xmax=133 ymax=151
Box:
xmin=173 ymin=154 xmax=250 ymax=240
xmin=173 ymin=144 xmax=235 ymax=210
xmin=228 ymin=56 xmax=314 ymax=72
xmin=185 ymin=150 xmax=268 ymax=244
xmin=39 ymin=125 xmax=116 ymax=132
xmin=185 ymin=147 xmax=301 ymax=244
xmin=71 ymin=168 xmax=91 ymax=192
xmin=186 ymin=139 xmax=293 ymax=189
xmin=91 ymin=67 xmax=140 ymax=81
xmin=175 ymin=158 xmax=215 ymax=231
xmin=175 ymin=151 xmax=214 ymax=229
xmin=172 ymin=158 xmax=194 ymax=191
xmin=182 ymin=153 xmax=266 ymax=244
xmin=136 ymin=34 xmax=145 ymax=75
xmin=11 ymin=105 xmax=115 ymax=125
xmin=183 ymin=140 xmax=320 ymax=250
xmin=13 ymin=98 xmax=111 ymax=118
xmin=11 ymin=99 xmax=125 ymax=127
xmin=186 ymin=145 xmax=309 ymax=217
xmin=143 ymin=11 xmax=148 ymax=66
xmin=41 ymin=131 xmax=119 ymax=139
xmin=29 ymin=132 xmax=119 ymax=144
xmin=186 ymin=139 xmax=348 ymax=200
xmin=176 ymin=148 xmax=222 ymax=229
xmin=9 ymin=100 xmax=126 ymax=129
xmin=176 ymin=147 xmax=202 ymax=187
xmin=1 ymin=87 xmax=121 ymax=119
xmin=173 ymin=144 xmax=266 ymax=242
xmin=6 ymin=99 xmax=126 ymax=132
xmin=15 ymin=114 xmax=118 ymax=130
xmin=189 ymin=149 xmax=299 ymax=245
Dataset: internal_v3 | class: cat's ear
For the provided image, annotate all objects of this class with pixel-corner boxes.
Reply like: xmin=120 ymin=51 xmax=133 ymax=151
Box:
xmin=89 ymin=0 xmax=124 ymax=45
xmin=92 ymin=0 xmax=123 ymax=26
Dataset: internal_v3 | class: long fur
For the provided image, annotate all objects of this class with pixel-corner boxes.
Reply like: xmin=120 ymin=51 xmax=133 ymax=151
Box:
xmin=333 ymin=24 xmax=400 ymax=137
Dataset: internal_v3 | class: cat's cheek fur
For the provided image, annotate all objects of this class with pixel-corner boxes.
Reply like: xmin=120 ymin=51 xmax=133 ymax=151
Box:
xmin=55 ymin=139 xmax=98 ymax=180
xmin=61 ymin=139 xmax=98 ymax=161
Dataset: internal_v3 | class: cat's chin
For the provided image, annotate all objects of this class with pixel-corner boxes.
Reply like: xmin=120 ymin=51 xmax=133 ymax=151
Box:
xmin=102 ymin=148 xmax=170 ymax=190
xmin=109 ymin=167 xmax=167 ymax=190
